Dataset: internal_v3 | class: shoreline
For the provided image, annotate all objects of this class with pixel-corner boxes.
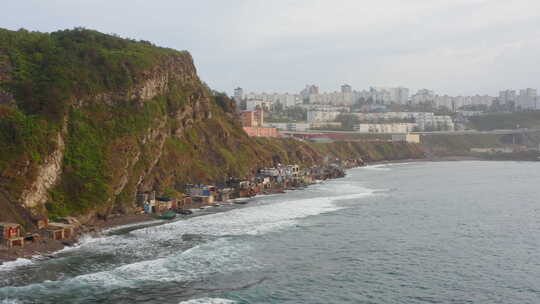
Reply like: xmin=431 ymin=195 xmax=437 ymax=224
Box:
xmin=0 ymin=214 xmax=157 ymax=264
xmin=0 ymin=156 xmax=484 ymax=265
xmin=367 ymin=155 xmax=482 ymax=166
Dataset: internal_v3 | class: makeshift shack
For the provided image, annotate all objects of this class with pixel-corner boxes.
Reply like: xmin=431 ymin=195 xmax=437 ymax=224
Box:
xmin=47 ymin=222 xmax=76 ymax=240
xmin=0 ymin=222 xmax=24 ymax=248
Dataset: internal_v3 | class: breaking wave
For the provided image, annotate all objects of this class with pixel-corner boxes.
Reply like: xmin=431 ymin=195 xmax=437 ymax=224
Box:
xmin=57 ymin=182 xmax=378 ymax=258
xmin=0 ymin=179 xmax=377 ymax=303
xmin=0 ymin=258 xmax=34 ymax=272
xmin=361 ymin=164 xmax=392 ymax=171
xmin=0 ymin=238 xmax=255 ymax=299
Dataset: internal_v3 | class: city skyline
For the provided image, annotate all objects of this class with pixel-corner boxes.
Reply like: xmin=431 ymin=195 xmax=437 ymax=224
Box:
xmin=234 ymin=84 xmax=539 ymax=111
xmin=2 ymin=1 xmax=540 ymax=97
xmin=234 ymin=84 xmax=537 ymax=98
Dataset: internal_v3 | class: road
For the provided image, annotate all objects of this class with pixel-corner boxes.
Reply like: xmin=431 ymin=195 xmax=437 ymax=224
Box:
xmin=280 ymin=128 xmax=540 ymax=136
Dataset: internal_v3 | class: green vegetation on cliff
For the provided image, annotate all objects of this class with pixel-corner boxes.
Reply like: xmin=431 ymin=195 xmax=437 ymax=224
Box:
xmin=0 ymin=28 xmax=425 ymax=227
xmin=468 ymin=111 xmax=540 ymax=131
xmin=420 ymin=134 xmax=504 ymax=156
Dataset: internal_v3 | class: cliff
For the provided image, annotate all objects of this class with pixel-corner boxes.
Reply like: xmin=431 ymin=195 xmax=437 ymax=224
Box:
xmin=0 ymin=28 xmax=424 ymax=228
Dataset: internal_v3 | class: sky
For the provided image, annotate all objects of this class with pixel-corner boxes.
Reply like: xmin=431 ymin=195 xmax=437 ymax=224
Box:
xmin=2 ymin=0 xmax=540 ymax=96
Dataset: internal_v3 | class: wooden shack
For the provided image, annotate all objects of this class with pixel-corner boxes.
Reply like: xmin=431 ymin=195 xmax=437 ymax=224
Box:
xmin=47 ymin=222 xmax=75 ymax=240
xmin=156 ymin=198 xmax=173 ymax=213
xmin=182 ymin=196 xmax=193 ymax=209
xmin=0 ymin=222 xmax=24 ymax=248
xmin=218 ymin=189 xmax=233 ymax=202
xmin=45 ymin=226 xmax=64 ymax=241
xmin=24 ymin=233 xmax=41 ymax=244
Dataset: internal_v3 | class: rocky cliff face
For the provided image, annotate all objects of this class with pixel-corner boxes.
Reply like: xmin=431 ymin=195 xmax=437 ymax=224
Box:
xmin=0 ymin=28 xmax=425 ymax=228
xmin=0 ymin=28 xmax=220 ymax=226
xmin=19 ymin=121 xmax=66 ymax=209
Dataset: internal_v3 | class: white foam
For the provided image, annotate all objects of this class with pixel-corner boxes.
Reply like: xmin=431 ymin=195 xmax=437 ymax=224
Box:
xmin=137 ymin=189 xmax=372 ymax=239
xmin=57 ymin=182 xmax=377 ymax=258
xmin=179 ymin=298 xmax=237 ymax=304
xmin=386 ymin=162 xmax=414 ymax=166
xmin=0 ymin=238 xmax=256 ymax=296
xmin=1 ymin=182 xmax=378 ymax=278
xmin=0 ymin=180 xmax=378 ymax=299
xmin=0 ymin=258 xmax=34 ymax=272
xmin=1 ymin=299 xmax=21 ymax=304
xmin=102 ymin=219 xmax=164 ymax=234
xmin=362 ymin=164 xmax=391 ymax=171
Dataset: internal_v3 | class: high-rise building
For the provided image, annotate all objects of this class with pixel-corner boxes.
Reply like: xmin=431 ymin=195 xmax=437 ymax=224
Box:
xmin=411 ymin=89 xmax=435 ymax=104
xmin=234 ymin=87 xmax=244 ymax=102
xmin=499 ymin=90 xmax=517 ymax=105
xmin=341 ymin=84 xmax=352 ymax=94
xmin=388 ymin=87 xmax=409 ymax=104
xmin=301 ymin=85 xmax=319 ymax=97
xmin=517 ymin=88 xmax=537 ymax=109
xmin=300 ymin=85 xmax=320 ymax=104
xmin=340 ymin=84 xmax=353 ymax=105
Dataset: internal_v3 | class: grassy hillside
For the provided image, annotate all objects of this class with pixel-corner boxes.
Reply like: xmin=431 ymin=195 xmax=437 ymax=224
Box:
xmin=420 ymin=134 xmax=504 ymax=156
xmin=0 ymin=28 xmax=425 ymax=227
xmin=468 ymin=111 xmax=540 ymax=131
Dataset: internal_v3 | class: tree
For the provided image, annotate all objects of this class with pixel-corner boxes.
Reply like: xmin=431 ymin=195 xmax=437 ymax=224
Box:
xmin=274 ymin=101 xmax=283 ymax=112
xmin=335 ymin=113 xmax=359 ymax=130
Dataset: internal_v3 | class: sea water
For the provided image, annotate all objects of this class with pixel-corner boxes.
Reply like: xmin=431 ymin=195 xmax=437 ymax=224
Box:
xmin=1 ymin=161 xmax=540 ymax=304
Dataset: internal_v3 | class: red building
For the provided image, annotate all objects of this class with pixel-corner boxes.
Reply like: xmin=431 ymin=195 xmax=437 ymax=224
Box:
xmin=0 ymin=222 xmax=24 ymax=248
xmin=241 ymin=107 xmax=264 ymax=127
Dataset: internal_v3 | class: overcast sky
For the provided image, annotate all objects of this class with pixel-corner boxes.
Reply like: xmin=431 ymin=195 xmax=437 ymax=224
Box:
xmin=2 ymin=0 xmax=540 ymax=96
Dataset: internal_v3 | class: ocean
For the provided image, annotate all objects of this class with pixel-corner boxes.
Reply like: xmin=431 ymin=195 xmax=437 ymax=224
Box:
xmin=1 ymin=161 xmax=540 ymax=304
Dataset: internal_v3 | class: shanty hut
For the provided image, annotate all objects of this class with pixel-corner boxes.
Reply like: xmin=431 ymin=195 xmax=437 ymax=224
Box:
xmin=0 ymin=222 xmax=24 ymax=248
xmin=47 ymin=222 xmax=76 ymax=240
xmin=44 ymin=226 xmax=64 ymax=241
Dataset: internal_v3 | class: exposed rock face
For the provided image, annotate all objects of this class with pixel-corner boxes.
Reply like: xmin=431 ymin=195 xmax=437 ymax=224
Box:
xmin=0 ymin=49 xmax=214 ymax=223
xmin=20 ymin=122 xmax=66 ymax=210
xmin=72 ymin=54 xmax=212 ymax=219
xmin=0 ymin=29 xmax=425 ymax=227
xmin=130 ymin=56 xmax=198 ymax=102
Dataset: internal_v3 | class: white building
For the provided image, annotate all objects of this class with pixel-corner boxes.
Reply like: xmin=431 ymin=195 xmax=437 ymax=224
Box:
xmin=362 ymin=87 xmax=392 ymax=104
xmin=411 ymin=89 xmax=435 ymax=104
xmin=499 ymin=90 xmax=517 ymax=105
xmin=392 ymin=134 xmax=421 ymax=143
xmin=300 ymin=85 xmax=319 ymax=99
xmin=388 ymin=87 xmax=409 ymax=104
xmin=233 ymin=87 xmax=243 ymax=102
xmin=308 ymin=91 xmax=354 ymax=106
xmin=278 ymin=93 xmax=301 ymax=108
xmin=341 ymin=84 xmax=352 ymax=93
xmin=517 ymin=88 xmax=537 ymax=110
xmin=246 ymin=99 xmax=271 ymax=111
xmin=265 ymin=122 xmax=310 ymax=131
xmin=354 ymin=111 xmax=431 ymax=122
xmin=415 ymin=115 xmax=454 ymax=131
xmin=431 ymin=94 xmax=495 ymax=110
xmin=355 ymin=123 xmax=417 ymax=133
xmin=353 ymin=112 xmax=454 ymax=131
xmin=309 ymin=122 xmax=343 ymax=129
xmin=307 ymin=110 xmax=342 ymax=122
xmin=304 ymin=105 xmax=350 ymax=112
